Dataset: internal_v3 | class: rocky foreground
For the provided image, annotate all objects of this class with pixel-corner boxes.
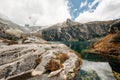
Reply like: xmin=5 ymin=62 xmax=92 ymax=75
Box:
xmin=0 ymin=18 xmax=82 ymax=80
xmin=0 ymin=37 xmax=82 ymax=80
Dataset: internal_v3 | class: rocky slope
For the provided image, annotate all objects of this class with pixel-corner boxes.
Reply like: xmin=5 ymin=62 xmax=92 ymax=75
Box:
xmin=0 ymin=17 xmax=29 ymax=35
xmin=87 ymin=19 xmax=120 ymax=80
xmin=89 ymin=19 xmax=120 ymax=63
xmin=27 ymin=26 xmax=44 ymax=34
xmin=0 ymin=17 xmax=31 ymax=44
xmin=42 ymin=19 xmax=113 ymax=41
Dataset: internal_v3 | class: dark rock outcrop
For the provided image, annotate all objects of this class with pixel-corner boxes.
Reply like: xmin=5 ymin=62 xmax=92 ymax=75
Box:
xmin=109 ymin=19 xmax=120 ymax=33
xmin=42 ymin=19 xmax=113 ymax=41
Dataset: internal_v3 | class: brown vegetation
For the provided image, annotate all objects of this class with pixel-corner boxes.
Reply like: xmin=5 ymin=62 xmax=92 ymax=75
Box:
xmin=74 ymin=58 xmax=82 ymax=74
xmin=91 ymin=33 xmax=120 ymax=56
xmin=0 ymin=38 xmax=17 ymax=45
xmin=35 ymin=57 xmax=42 ymax=68
xmin=45 ymin=59 xmax=62 ymax=72
xmin=45 ymin=53 xmax=69 ymax=73
xmin=56 ymin=53 xmax=69 ymax=63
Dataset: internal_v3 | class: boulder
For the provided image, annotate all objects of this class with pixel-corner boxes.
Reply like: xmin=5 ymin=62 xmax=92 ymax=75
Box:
xmin=0 ymin=41 xmax=82 ymax=80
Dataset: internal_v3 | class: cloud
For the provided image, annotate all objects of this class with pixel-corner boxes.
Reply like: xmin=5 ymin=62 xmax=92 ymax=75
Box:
xmin=0 ymin=0 xmax=70 ymax=26
xmin=80 ymin=0 xmax=88 ymax=8
xmin=73 ymin=9 xmax=78 ymax=12
xmin=88 ymin=0 xmax=101 ymax=9
xmin=76 ymin=0 xmax=120 ymax=23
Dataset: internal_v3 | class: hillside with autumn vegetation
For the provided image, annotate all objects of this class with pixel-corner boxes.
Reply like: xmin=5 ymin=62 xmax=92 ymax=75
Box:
xmin=87 ymin=19 xmax=120 ymax=80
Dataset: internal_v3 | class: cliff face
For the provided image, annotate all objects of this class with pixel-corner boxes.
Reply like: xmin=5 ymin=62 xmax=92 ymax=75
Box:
xmin=42 ymin=19 xmax=113 ymax=41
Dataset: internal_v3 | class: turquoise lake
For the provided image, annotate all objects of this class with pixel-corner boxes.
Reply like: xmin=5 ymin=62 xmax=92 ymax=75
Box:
xmin=60 ymin=41 xmax=105 ymax=61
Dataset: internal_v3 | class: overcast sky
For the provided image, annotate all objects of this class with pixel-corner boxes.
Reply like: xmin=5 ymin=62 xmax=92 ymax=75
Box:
xmin=0 ymin=0 xmax=120 ymax=26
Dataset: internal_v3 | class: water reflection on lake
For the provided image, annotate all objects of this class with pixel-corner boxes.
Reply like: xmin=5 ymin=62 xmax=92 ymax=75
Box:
xmin=61 ymin=41 xmax=105 ymax=61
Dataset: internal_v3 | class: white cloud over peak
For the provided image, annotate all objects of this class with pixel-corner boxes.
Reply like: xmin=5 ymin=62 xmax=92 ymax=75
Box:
xmin=76 ymin=0 xmax=120 ymax=23
xmin=0 ymin=0 xmax=70 ymax=26
xmin=80 ymin=0 xmax=88 ymax=8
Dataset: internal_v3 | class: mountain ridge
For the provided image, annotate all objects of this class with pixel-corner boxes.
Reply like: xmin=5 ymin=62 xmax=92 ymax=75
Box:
xmin=41 ymin=19 xmax=115 ymax=41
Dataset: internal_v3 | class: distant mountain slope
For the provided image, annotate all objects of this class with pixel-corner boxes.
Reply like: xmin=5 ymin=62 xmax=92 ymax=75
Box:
xmin=0 ymin=17 xmax=30 ymax=42
xmin=42 ymin=19 xmax=114 ymax=41
xmin=0 ymin=17 xmax=30 ymax=33
xmin=27 ymin=26 xmax=43 ymax=34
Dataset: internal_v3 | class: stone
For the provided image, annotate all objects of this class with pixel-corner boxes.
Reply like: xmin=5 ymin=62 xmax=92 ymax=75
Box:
xmin=0 ymin=42 xmax=82 ymax=80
